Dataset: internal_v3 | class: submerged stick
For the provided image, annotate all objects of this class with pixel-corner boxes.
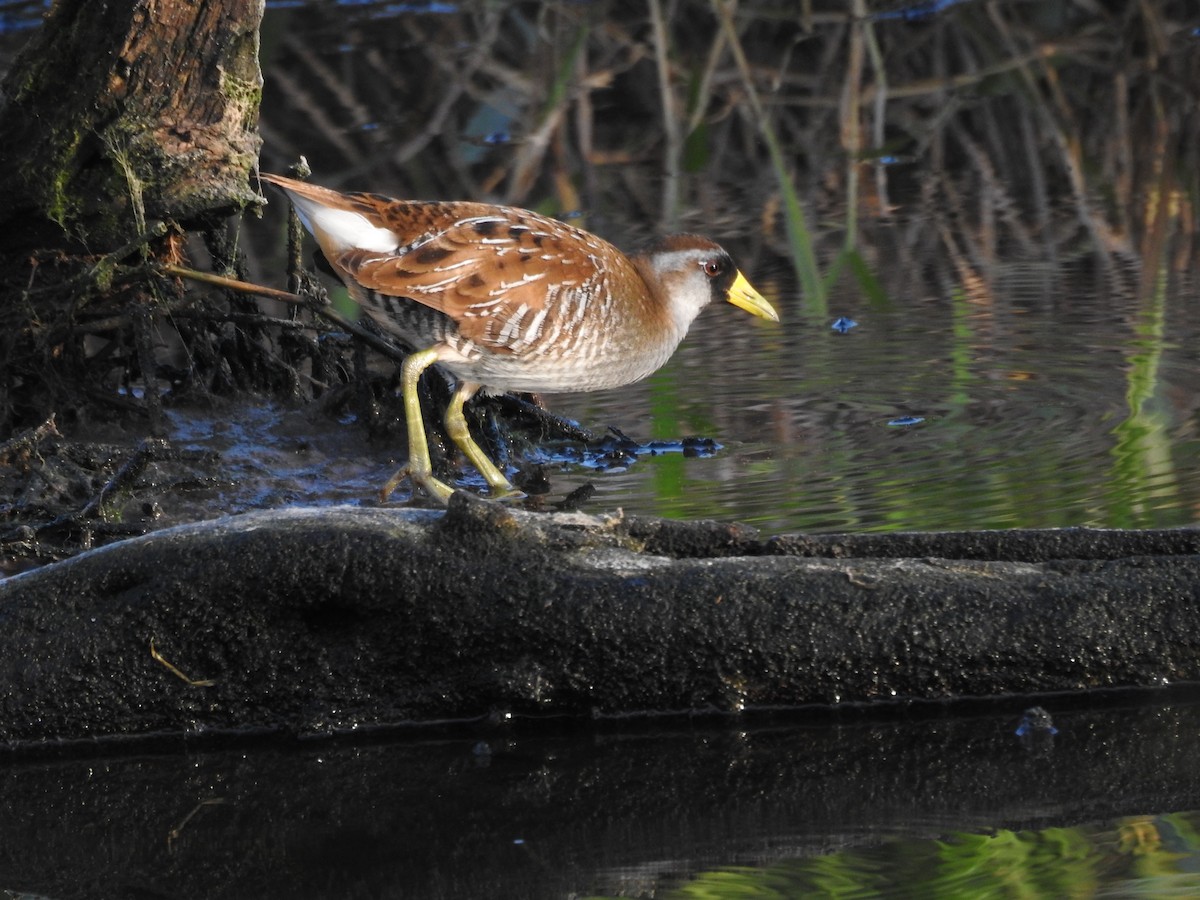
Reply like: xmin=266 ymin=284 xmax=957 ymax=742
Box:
xmin=80 ymin=438 xmax=169 ymax=519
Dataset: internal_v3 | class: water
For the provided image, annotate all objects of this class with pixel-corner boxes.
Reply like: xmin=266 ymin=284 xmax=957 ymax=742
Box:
xmin=166 ymin=262 xmax=1197 ymax=537
xmin=45 ymin=259 xmax=1199 ymax=539
xmin=238 ymin=1 xmax=1200 ymax=535
xmin=539 ymin=263 xmax=1200 ymax=534
xmin=2 ymin=699 xmax=1200 ymax=898
xmin=5 ymin=1 xmax=1191 ymax=538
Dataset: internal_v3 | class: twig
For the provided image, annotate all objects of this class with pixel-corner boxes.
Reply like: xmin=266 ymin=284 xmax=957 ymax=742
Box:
xmin=132 ymin=303 xmax=165 ymax=436
xmin=150 ymin=637 xmax=215 ymax=688
xmin=686 ymin=16 xmax=728 ymax=136
xmin=841 ymin=0 xmax=866 ymax=254
xmin=22 ymin=221 xmax=172 ymax=302
xmin=277 ymin=158 xmax=312 ymax=300
xmin=490 ymin=393 xmax=596 ymax=443
xmin=860 ymin=2 xmax=890 ymax=216
xmin=713 ymin=0 xmax=823 ymax=309
xmin=648 ymin=0 xmax=681 ymax=227
xmin=160 ymin=263 xmax=412 ymax=367
xmin=161 ymin=263 xmax=309 ymax=307
xmin=80 ymin=437 xmax=168 ymax=519
xmin=0 ymin=414 xmax=61 ymax=466
xmin=167 ymin=799 xmax=227 ymax=853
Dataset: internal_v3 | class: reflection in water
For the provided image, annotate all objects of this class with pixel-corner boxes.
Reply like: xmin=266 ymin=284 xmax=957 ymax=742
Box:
xmin=643 ymin=813 xmax=1200 ymax=899
xmin=537 ymin=268 xmax=1200 ymax=534
xmin=69 ymin=253 xmax=1200 ymax=537
xmin=2 ymin=700 xmax=1200 ymax=898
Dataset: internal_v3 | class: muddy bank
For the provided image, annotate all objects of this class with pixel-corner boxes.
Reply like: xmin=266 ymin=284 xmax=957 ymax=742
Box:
xmin=1 ymin=495 xmax=1198 ymax=752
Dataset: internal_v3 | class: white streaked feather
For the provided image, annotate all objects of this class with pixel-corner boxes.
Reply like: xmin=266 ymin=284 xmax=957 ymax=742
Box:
xmin=522 ymin=308 xmax=548 ymax=346
xmin=496 ymin=304 xmax=530 ymax=343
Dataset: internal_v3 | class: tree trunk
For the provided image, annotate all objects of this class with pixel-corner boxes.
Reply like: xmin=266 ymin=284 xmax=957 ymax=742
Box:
xmin=0 ymin=0 xmax=269 ymax=435
xmin=0 ymin=0 xmax=264 ymax=254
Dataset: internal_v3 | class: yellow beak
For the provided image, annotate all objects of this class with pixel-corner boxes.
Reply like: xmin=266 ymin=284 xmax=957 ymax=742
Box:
xmin=726 ymin=271 xmax=780 ymax=322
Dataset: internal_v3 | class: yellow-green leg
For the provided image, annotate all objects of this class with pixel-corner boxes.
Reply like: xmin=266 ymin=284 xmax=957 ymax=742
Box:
xmin=444 ymin=381 xmax=522 ymax=498
xmin=380 ymin=346 xmax=457 ymax=505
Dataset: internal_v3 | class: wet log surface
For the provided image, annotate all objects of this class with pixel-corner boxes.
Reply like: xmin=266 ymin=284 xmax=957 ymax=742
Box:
xmin=1 ymin=493 xmax=1198 ymax=753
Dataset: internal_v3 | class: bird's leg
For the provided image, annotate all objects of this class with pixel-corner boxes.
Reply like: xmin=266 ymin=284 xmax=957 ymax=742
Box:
xmin=444 ymin=382 xmax=523 ymax=498
xmin=380 ymin=346 xmax=457 ymax=505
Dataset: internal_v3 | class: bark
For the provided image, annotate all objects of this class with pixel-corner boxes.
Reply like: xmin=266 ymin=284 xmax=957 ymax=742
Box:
xmin=0 ymin=0 xmax=264 ymax=254
xmin=0 ymin=0 xmax=276 ymax=434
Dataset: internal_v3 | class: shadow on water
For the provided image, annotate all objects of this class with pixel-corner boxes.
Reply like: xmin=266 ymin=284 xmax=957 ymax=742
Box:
xmin=2 ymin=698 xmax=1200 ymax=898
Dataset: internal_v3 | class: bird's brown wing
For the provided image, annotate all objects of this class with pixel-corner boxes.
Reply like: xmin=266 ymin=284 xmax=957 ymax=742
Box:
xmin=339 ymin=206 xmax=622 ymax=356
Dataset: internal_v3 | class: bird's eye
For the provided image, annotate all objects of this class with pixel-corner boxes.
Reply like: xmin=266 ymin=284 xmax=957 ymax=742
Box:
xmin=702 ymin=258 xmax=724 ymax=277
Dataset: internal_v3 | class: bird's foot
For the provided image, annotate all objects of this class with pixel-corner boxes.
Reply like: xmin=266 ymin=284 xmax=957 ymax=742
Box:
xmin=380 ymin=465 xmax=457 ymax=506
xmin=379 ymin=466 xmax=526 ymax=506
xmin=484 ymin=482 xmax=527 ymax=502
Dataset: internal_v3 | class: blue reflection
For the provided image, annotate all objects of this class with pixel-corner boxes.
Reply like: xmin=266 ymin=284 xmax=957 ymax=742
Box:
xmin=0 ymin=0 xmax=50 ymax=33
xmin=832 ymin=316 xmax=859 ymax=333
xmin=1015 ymin=706 xmax=1059 ymax=737
xmin=874 ymin=0 xmax=973 ymax=23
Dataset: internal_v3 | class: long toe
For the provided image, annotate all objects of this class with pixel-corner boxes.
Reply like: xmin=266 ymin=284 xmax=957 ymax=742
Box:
xmin=486 ymin=483 xmax=527 ymax=501
xmin=379 ymin=465 xmax=458 ymax=506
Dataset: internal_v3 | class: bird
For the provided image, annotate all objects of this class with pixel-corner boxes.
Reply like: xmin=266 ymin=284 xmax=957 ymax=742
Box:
xmin=260 ymin=172 xmax=780 ymax=505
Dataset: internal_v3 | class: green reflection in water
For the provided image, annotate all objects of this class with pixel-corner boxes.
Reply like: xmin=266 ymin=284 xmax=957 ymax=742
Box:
xmin=1108 ymin=262 xmax=1175 ymax=529
xmin=649 ymin=362 xmax=700 ymax=510
xmin=586 ymin=812 xmax=1200 ymax=899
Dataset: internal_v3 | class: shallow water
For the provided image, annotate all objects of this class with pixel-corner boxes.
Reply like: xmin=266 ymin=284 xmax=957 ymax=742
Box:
xmin=5 ymin=2 xmax=1193 ymax=537
xmin=539 ymin=262 xmax=1200 ymax=534
xmin=142 ymin=257 xmax=1200 ymax=538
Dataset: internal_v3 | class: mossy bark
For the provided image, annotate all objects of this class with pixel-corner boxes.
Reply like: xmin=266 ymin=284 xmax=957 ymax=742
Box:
xmin=0 ymin=0 xmax=269 ymax=434
xmin=0 ymin=0 xmax=264 ymax=254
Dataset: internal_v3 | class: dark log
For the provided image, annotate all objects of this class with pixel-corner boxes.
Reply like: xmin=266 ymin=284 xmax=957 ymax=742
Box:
xmin=1 ymin=496 xmax=1198 ymax=753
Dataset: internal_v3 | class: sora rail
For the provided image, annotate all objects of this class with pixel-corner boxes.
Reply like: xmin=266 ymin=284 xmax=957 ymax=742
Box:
xmin=261 ymin=173 xmax=779 ymax=504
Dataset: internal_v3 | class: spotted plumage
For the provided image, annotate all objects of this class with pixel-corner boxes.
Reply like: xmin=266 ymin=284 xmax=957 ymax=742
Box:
xmin=260 ymin=173 xmax=779 ymax=504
